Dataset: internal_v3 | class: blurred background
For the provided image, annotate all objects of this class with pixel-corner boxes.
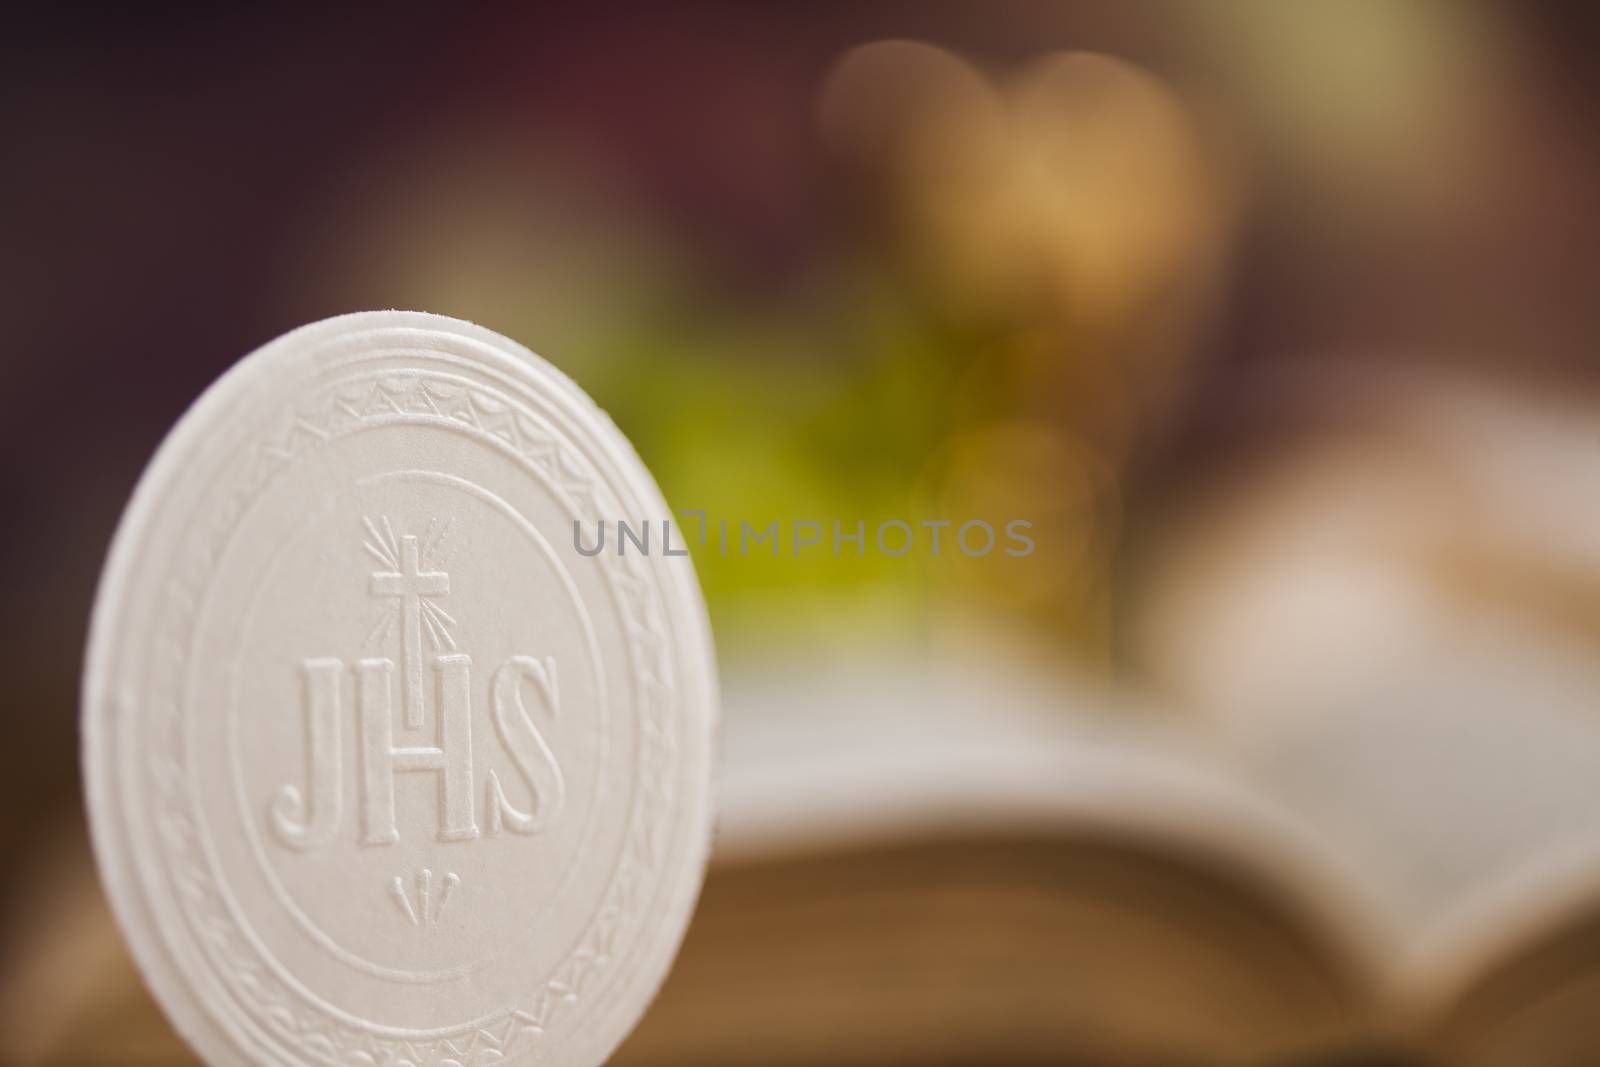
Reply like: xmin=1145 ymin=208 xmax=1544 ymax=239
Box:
xmin=7 ymin=2 xmax=1600 ymax=1065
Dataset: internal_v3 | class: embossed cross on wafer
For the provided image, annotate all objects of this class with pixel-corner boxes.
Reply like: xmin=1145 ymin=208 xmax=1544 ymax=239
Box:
xmin=367 ymin=520 xmax=451 ymax=729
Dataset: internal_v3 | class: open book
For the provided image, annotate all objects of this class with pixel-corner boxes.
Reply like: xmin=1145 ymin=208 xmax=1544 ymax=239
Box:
xmin=620 ymin=629 xmax=1600 ymax=1067
xmin=8 ymin=629 xmax=1600 ymax=1066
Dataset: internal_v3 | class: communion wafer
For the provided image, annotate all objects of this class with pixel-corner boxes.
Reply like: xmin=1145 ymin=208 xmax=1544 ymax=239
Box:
xmin=82 ymin=311 xmax=717 ymax=1067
